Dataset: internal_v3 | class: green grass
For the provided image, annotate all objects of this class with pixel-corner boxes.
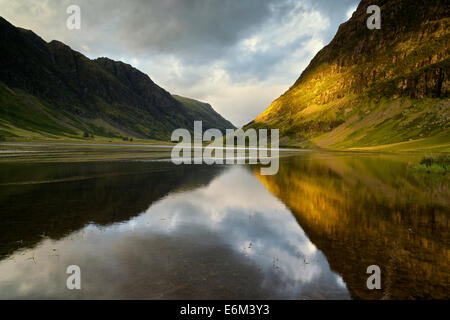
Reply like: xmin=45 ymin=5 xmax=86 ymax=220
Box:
xmin=411 ymin=164 xmax=448 ymax=173
xmin=414 ymin=155 xmax=450 ymax=172
xmin=406 ymin=155 xmax=449 ymax=176
xmin=0 ymin=82 xmax=168 ymax=144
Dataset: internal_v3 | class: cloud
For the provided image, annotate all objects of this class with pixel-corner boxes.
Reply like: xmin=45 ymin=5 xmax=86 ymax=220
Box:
xmin=346 ymin=4 xmax=358 ymax=19
xmin=0 ymin=0 xmax=359 ymax=126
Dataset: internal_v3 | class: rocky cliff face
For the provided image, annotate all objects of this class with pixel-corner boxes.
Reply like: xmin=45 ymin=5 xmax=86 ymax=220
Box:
xmin=248 ymin=0 xmax=449 ymax=149
xmin=0 ymin=17 xmax=234 ymax=141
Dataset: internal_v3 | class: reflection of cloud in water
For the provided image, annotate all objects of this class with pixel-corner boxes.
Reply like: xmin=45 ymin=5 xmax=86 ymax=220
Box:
xmin=0 ymin=166 xmax=349 ymax=299
xmin=119 ymin=166 xmax=347 ymax=297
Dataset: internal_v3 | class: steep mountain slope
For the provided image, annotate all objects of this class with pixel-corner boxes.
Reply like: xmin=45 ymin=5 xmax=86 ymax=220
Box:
xmin=172 ymin=95 xmax=235 ymax=131
xmin=247 ymin=0 xmax=449 ymax=150
xmin=0 ymin=17 xmax=234 ymax=141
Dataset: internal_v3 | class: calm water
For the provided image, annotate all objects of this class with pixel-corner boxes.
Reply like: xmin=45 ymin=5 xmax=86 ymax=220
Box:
xmin=0 ymin=152 xmax=448 ymax=299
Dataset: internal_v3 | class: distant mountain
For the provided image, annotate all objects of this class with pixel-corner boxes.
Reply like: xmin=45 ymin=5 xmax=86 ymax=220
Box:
xmin=172 ymin=95 xmax=235 ymax=131
xmin=0 ymin=17 xmax=234 ymax=141
xmin=247 ymin=0 xmax=449 ymax=150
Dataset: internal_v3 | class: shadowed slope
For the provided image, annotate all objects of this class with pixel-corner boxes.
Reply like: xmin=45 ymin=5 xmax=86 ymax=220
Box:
xmin=0 ymin=17 xmax=234 ymax=141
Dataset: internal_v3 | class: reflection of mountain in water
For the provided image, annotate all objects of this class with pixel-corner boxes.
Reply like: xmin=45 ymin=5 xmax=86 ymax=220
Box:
xmin=254 ymin=153 xmax=449 ymax=299
xmin=0 ymin=161 xmax=224 ymax=259
xmin=0 ymin=165 xmax=350 ymax=299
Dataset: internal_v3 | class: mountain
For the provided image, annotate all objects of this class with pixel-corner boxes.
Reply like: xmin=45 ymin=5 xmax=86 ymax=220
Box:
xmin=0 ymin=17 xmax=234 ymax=142
xmin=172 ymin=95 xmax=235 ymax=131
xmin=247 ymin=0 xmax=449 ymax=150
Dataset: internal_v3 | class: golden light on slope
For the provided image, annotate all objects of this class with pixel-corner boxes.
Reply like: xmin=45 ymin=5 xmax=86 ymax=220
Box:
xmin=253 ymin=153 xmax=450 ymax=299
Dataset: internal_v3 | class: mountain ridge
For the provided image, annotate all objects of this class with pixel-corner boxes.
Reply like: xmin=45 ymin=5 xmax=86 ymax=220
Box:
xmin=172 ymin=95 xmax=235 ymax=131
xmin=0 ymin=17 xmax=234 ymax=142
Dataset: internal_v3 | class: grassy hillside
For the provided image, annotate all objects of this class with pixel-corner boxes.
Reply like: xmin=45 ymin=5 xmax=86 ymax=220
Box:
xmin=247 ymin=0 xmax=449 ymax=151
xmin=173 ymin=95 xmax=235 ymax=132
xmin=0 ymin=81 xmax=139 ymax=142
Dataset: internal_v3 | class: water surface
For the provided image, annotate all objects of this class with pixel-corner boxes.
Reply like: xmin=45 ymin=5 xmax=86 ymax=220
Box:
xmin=0 ymin=151 xmax=448 ymax=299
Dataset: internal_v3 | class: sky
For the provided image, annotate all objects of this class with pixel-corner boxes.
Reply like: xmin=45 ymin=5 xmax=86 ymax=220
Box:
xmin=0 ymin=0 xmax=358 ymax=127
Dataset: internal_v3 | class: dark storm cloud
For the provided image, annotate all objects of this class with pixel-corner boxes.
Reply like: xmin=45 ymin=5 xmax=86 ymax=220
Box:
xmin=76 ymin=0 xmax=357 ymax=79
xmin=88 ymin=0 xmax=357 ymax=59
xmin=110 ymin=0 xmax=274 ymax=58
xmin=1 ymin=0 xmax=356 ymax=61
xmin=52 ymin=0 xmax=284 ymax=62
